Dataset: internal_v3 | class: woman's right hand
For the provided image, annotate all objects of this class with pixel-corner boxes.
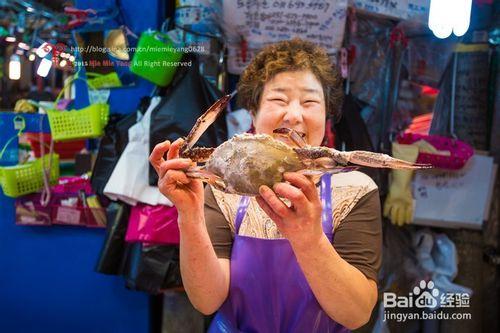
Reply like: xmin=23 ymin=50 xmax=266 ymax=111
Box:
xmin=149 ymin=138 xmax=205 ymax=216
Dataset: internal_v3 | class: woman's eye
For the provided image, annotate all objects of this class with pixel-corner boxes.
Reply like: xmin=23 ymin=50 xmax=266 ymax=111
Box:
xmin=303 ymin=100 xmax=319 ymax=106
xmin=269 ymin=98 xmax=287 ymax=104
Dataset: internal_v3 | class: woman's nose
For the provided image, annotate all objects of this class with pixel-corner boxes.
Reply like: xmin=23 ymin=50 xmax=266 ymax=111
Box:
xmin=283 ymin=102 xmax=303 ymax=125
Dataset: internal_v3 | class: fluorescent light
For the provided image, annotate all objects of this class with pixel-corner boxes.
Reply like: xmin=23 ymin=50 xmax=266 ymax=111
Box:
xmin=453 ymin=0 xmax=472 ymax=37
xmin=9 ymin=54 xmax=21 ymax=80
xmin=428 ymin=0 xmax=472 ymax=39
xmin=37 ymin=57 xmax=52 ymax=77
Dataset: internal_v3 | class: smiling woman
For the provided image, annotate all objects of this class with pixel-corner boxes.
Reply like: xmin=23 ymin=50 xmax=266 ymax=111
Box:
xmin=150 ymin=38 xmax=383 ymax=332
xmin=237 ymin=38 xmax=343 ymax=120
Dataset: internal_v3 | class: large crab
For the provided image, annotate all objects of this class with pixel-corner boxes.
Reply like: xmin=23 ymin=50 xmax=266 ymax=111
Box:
xmin=178 ymin=95 xmax=431 ymax=196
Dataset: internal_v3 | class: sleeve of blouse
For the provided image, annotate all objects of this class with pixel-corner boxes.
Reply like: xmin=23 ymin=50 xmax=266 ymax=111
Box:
xmin=332 ymin=189 xmax=382 ymax=283
xmin=204 ymin=185 xmax=234 ymax=259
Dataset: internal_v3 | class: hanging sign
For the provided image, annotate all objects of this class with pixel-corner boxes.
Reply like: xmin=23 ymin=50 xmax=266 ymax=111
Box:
xmin=349 ymin=0 xmax=430 ymax=22
xmin=223 ymin=0 xmax=347 ymax=74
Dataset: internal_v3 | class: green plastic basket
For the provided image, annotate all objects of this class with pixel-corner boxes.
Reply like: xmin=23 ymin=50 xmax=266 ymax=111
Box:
xmin=0 ymin=154 xmax=60 ymax=198
xmin=47 ymin=75 xmax=110 ymax=142
xmin=47 ymin=103 xmax=109 ymax=141
xmin=86 ymin=72 xmax=122 ymax=89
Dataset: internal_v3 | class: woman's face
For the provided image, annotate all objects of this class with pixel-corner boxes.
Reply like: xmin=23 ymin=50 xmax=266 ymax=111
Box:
xmin=253 ymin=70 xmax=326 ymax=146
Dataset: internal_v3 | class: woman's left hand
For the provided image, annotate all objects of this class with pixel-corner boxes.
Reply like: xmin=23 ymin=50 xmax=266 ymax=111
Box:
xmin=256 ymin=172 xmax=324 ymax=250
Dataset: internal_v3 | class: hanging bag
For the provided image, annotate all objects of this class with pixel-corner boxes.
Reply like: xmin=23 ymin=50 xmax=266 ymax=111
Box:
xmin=125 ymin=203 xmax=180 ymax=245
xmin=90 ymin=112 xmax=137 ymax=196
xmin=148 ymin=54 xmax=228 ymax=185
xmin=130 ymin=30 xmax=184 ymax=87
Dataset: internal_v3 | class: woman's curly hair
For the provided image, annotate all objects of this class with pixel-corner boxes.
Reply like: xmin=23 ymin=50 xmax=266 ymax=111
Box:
xmin=237 ymin=38 xmax=343 ymax=120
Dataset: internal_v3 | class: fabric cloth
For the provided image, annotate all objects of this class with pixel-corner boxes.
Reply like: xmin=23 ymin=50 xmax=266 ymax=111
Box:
xmin=104 ymin=97 xmax=173 ymax=206
xmin=208 ymin=173 xmax=349 ymax=333
xmin=204 ymin=170 xmax=382 ymax=282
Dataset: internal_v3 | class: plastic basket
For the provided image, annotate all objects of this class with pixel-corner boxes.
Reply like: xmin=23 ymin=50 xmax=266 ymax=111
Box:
xmin=26 ymin=132 xmax=85 ymax=159
xmin=0 ymin=154 xmax=59 ymax=198
xmin=47 ymin=103 xmax=109 ymax=141
xmin=86 ymin=72 xmax=122 ymax=89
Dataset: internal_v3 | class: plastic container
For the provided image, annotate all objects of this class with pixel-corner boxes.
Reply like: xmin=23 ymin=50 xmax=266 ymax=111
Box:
xmin=25 ymin=132 xmax=85 ymax=159
xmin=0 ymin=154 xmax=59 ymax=197
xmin=47 ymin=103 xmax=109 ymax=142
xmin=47 ymin=76 xmax=109 ymax=142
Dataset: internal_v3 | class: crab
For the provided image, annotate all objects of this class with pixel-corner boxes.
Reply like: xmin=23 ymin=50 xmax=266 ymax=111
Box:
xmin=178 ymin=95 xmax=431 ymax=196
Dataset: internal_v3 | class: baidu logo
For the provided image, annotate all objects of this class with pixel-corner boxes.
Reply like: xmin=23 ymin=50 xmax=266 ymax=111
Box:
xmin=413 ymin=280 xmax=439 ymax=308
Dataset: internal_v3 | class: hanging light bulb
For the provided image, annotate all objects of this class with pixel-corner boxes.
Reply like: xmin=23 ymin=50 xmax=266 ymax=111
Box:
xmin=5 ymin=36 xmax=16 ymax=42
xmin=69 ymin=55 xmax=75 ymax=62
xmin=37 ymin=55 xmax=52 ymax=77
xmin=28 ymin=53 xmax=36 ymax=61
xmin=453 ymin=0 xmax=472 ymax=37
xmin=59 ymin=59 xmax=67 ymax=67
xmin=428 ymin=0 xmax=473 ymax=39
xmin=9 ymin=54 xmax=21 ymax=80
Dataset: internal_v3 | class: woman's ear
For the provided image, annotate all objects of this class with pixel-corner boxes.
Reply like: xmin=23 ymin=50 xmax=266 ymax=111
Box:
xmin=249 ymin=110 xmax=257 ymax=134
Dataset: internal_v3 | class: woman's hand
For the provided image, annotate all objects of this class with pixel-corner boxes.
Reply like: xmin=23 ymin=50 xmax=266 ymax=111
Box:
xmin=149 ymin=138 xmax=204 ymax=218
xmin=256 ymin=172 xmax=324 ymax=250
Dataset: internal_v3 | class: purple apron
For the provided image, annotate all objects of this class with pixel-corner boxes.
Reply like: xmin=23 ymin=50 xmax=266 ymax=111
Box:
xmin=208 ymin=174 xmax=350 ymax=333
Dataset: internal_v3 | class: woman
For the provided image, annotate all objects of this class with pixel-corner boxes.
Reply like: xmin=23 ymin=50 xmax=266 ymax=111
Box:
xmin=150 ymin=39 xmax=381 ymax=332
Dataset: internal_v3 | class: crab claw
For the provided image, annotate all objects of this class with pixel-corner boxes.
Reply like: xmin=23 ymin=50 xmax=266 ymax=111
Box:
xmin=180 ymin=94 xmax=232 ymax=156
xmin=185 ymin=167 xmax=227 ymax=191
xmin=272 ymin=128 xmax=307 ymax=148
xmin=338 ymin=151 xmax=432 ymax=169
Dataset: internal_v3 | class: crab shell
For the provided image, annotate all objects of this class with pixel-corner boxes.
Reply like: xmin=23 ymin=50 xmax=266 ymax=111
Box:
xmin=205 ymin=133 xmax=304 ymax=195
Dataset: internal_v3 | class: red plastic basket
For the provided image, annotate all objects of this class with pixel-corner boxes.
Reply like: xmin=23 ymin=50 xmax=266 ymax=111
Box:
xmin=26 ymin=132 xmax=85 ymax=159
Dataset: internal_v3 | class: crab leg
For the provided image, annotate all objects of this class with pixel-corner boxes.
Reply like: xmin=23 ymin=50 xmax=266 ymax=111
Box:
xmin=179 ymin=147 xmax=215 ymax=163
xmin=180 ymin=94 xmax=232 ymax=157
xmin=294 ymin=147 xmax=431 ymax=170
xmin=335 ymin=150 xmax=431 ymax=169
xmin=185 ymin=166 xmax=227 ymax=191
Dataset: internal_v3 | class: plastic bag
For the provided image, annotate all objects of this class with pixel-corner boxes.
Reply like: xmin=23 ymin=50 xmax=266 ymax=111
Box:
xmin=126 ymin=203 xmax=180 ymax=245
xmin=15 ymin=192 xmax=52 ymax=226
xmin=95 ymin=202 xmax=131 ymax=275
xmin=148 ymin=54 xmax=227 ymax=186
xmin=123 ymin=244 xmax=182 ymax=294
xmin=103 ymin=97 xmax=172 ymax=206
xmin=91 ymin=112 xmax=137 ymax=196
xmin=51 ymin=176 xmax=107 ymax=228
